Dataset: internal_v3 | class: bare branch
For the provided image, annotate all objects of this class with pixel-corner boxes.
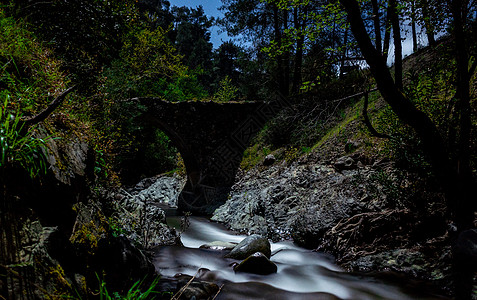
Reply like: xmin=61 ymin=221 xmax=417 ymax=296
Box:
xmin=21 ymin=86 xmax=76 ymax=128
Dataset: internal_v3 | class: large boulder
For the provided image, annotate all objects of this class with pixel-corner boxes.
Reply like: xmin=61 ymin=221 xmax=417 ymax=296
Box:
xmin=127 ymin=174 xmax=185 ymax=207
xmin=110 ymin=175 xmax=183 ymax=249
xmin=212 ymin=162 xmax=379 ymax=247
xmin=225 ymin=234 xmax=271 ymax=259
xmin=233 ymin=252 xmax=277 ymax=275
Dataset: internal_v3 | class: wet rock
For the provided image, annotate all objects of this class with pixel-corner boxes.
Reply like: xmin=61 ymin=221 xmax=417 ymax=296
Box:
xmin=263 ymin=154 xmax=276 ymax=166
xmin=233 ymin=252 xmax=277 ymax=275
xmin=174 ymin=273 xmax=219 ymax=300
xmin=333 ymin=156 xmax=355 ymax=171
xmin=113 ymin=175 xmax=183 ymax=249
xmin=199 ymin=241 xmax=237 ymax=251
xmin=225 ymin=234 xmax=271 ymax=259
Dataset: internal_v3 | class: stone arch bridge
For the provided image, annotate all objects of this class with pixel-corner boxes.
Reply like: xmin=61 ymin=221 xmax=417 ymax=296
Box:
xmin=131 ymin=98 xmax=289 ymax=214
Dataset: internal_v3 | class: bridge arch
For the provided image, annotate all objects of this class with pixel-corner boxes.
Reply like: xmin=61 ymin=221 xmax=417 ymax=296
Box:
xmin=133 ymin=97 xmax=281 ymax=214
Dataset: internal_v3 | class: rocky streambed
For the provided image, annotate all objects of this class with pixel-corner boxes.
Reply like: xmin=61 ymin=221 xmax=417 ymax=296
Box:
xmin=211 ymin=154 xmax=451 ymax=288
xmin=108 ymin=166 xmax=449 ymax=299
xmin=151 ymin=216 xmax=447 ymax=299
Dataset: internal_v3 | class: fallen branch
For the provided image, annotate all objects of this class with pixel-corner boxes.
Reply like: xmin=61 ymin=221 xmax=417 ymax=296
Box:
xmin=21 ymin=86 xmax=76 ymax=128
xmin=212 ymin=284 xmax=224 ymax=300
xmin=171 ymin=272 xmax=197 ymax=300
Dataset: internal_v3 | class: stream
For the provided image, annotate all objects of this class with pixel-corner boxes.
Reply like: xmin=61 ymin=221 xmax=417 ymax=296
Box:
xmin=152 ymin=216 xmax=446 ymax=300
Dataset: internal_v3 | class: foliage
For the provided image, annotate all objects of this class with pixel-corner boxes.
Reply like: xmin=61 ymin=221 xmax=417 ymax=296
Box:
xmin=373 ymin=49 xmax=457 ymax=174
xmin=213 ymin=76 xmax=239 ymax=102
xmin=96 ymin=275 xmax=167 ymax=300
xmin=0 ymin=9 xmax=67 ymax=112
xmin=171 ymin=6 xmax=214 ymax=71
xmin=142 ymin=130 xmax=178 ymax=176
xmin=240 ymin=143 xmax=272 ymax=170
xmin=108 ymin=217 xmax=127 ymax=238
xmin=98 ymin=25 xmax=208 ymax=182
xmin=10 ymin=0 xmax=138 ymax=90
xmin=0 ymin=97 xmax=48 ymax=178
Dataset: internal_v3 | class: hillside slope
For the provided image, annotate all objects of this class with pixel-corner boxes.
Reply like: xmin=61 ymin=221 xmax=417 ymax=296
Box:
xmin=212 ymin=38 xmax=475 ymax=296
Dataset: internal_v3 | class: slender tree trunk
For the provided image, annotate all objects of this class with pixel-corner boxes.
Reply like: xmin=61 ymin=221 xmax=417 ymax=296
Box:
xmin=389 ymin=0 xmax=402 ymax=89
xmin=292 ymin=6 xmax=305 ymax=94
xmin=451 ymin=0 xmax=472 ymax=231
xmin=422 ymin=0 xmax=436 ymax=46
xmin=450 ymin=3 xmax=473 ymax=297
xmin=283 ymin=9 xmax=290 ymax=96
xmin=371 ymin=0 xmax=382 ymax=55
xmin=411 ymin=0 xmax=418 ymax=52
xmin=273 ymin=5 xmax=286 ymax=97
xmin=382 ymin=4 xmax=392 ymax=63
xmin=340 ymin=27 xmax=349 ymax=77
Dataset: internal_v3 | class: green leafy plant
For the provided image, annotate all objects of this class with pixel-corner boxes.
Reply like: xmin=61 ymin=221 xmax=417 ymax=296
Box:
xmin=95 ymin=274 xmax=167 ymax=300
xmin=213 ymin=76 xmax=238 ymax=102
xmin=108 ymin=217 xmax=126 ymax=238
xmin=0 ymin=96 xmax=49 ymax=178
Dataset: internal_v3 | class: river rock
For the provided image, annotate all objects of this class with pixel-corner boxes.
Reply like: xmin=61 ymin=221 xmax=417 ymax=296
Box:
xmin=127 ymin=173 xmax=185 ymax=207
xmin=333 ymin=156 xmax=355 ymax=171
xmin=225 ymin=234 xmax=271 ymax=259
xmin=233 ymin=252 xmax=277 ymax=275
xmin=112 ymin=175 xmax=184 ymax=249
xmin=263 ymin=154 xmax=276 ymax=166
xmin=199 ymin=241 xmax=237 ymax=251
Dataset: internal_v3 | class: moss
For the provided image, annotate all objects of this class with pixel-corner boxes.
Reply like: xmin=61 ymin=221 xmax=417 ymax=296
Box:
xmin=240 ymin=143 xmax=272 ymax=171
xmin=284 ymin=146 xmax=300 ymax=163
xmin=70 ymin=216 xmax=108 ymax=255
xmin=48 ymin=264 xmax=71 ymax=290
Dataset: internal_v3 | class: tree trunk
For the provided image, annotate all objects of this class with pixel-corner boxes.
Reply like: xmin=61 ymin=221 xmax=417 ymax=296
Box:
xmin=292 ymin=6 xmax=305 ymax=94
xmin=422 ymin=0 xmax=436 ymax=46
xmin=450 ymin=0 xmax=473 ymax=232
xmin=371 ymin=0 xmax=382 ymax=55
xmin=339 ymin=0 xmax=450 ymax=175
xmin=339 ymin=0 xmax=476 ymax=298
xmin=273 ymin=5 xmax=286 ymax=97
xmin=340 ymin=27 xmax=349 ymax=77
xmin=283 ymin=9 xmax=290 ymax=96
xmin=382 ymin=3 xmax=392 ymax=63
xmin=411 ymin=0 xmax=418 ymax=52
xmin=389 ymin=0 xmax=402 ymax=89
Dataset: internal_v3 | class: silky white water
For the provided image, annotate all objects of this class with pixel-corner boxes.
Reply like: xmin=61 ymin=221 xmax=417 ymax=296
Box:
xmin=154 ymin=217 xmax=445 ymax=300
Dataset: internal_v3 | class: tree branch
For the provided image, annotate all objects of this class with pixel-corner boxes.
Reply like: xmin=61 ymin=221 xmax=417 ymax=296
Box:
xmin=362 ymin=91 xmax=391 ymax=139
xmin=21 ymin=86 xmax=76 ymax=128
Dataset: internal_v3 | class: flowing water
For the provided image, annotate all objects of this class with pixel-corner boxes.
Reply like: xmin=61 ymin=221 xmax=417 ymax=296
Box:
xmin=153 ymin=217 xmax=447 ymax=300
